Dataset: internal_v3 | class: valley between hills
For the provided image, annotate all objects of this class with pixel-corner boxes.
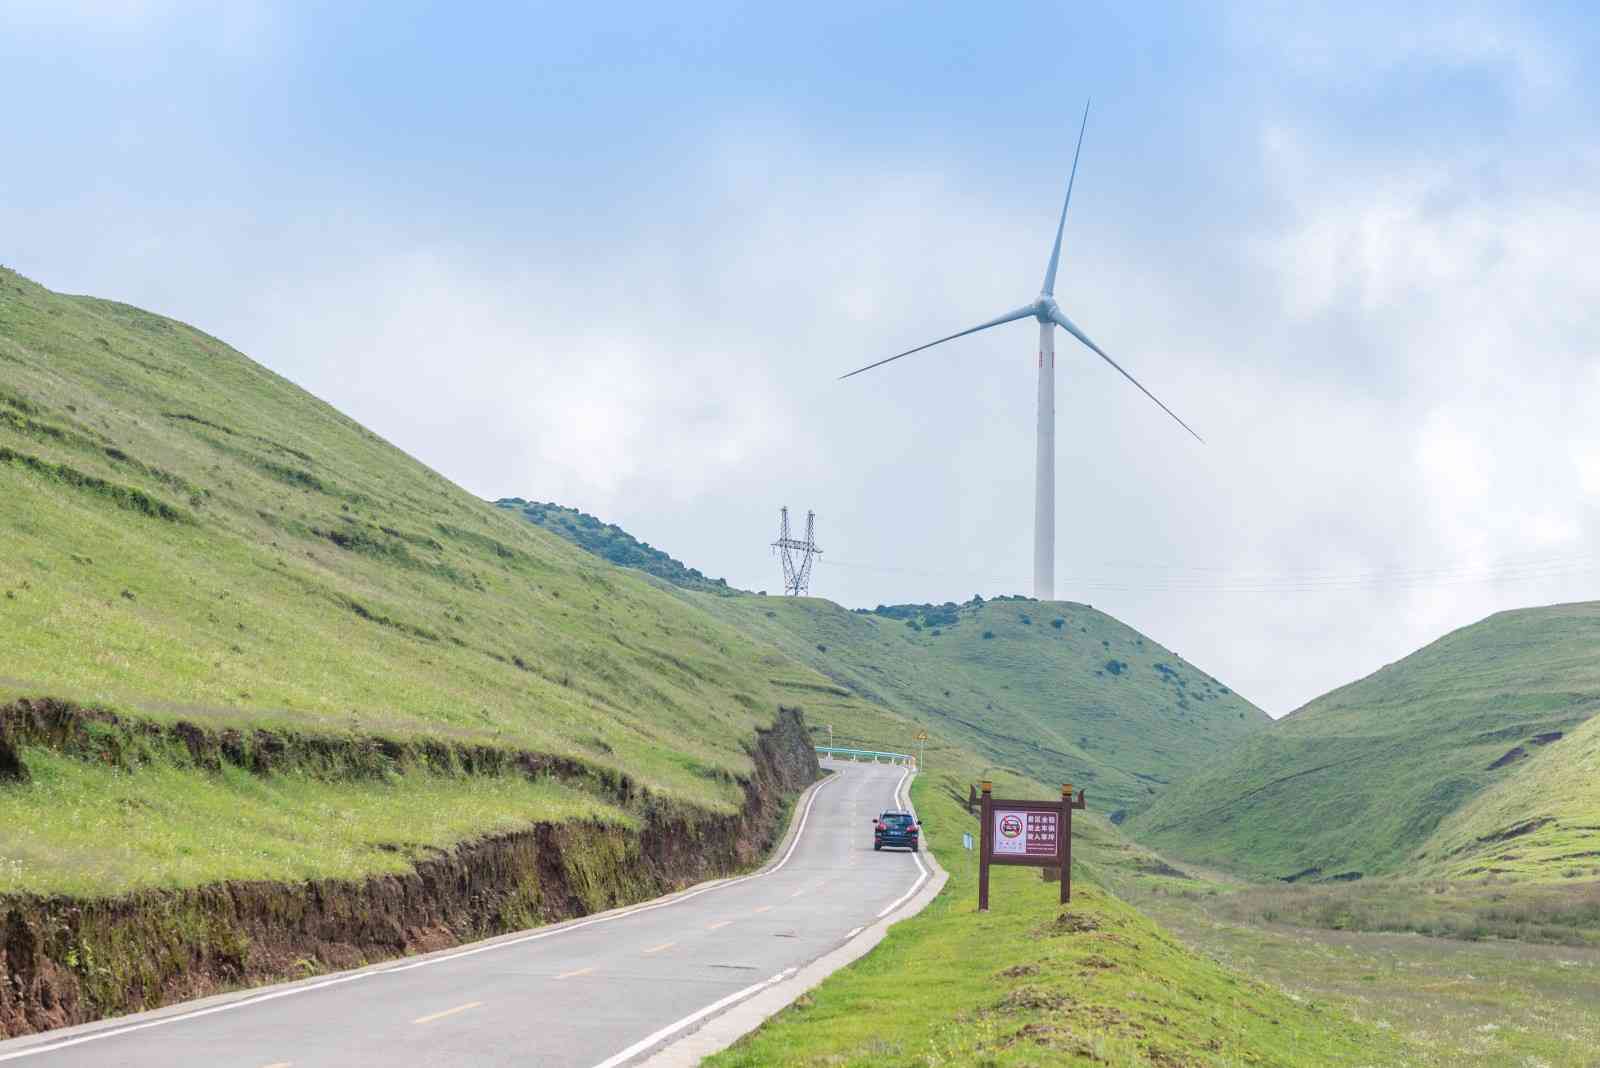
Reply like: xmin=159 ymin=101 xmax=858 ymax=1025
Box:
xmin=4 ymin=269 xmax=1599 ymax=1064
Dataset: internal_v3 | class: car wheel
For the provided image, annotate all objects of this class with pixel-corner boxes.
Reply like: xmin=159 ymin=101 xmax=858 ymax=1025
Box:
xmin=874 ymin=843 xmax=881 ymax=851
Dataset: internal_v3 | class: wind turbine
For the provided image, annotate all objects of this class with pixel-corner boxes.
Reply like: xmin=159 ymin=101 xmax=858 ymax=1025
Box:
xmin=840 ymin=102 xmax=1202 ymax=601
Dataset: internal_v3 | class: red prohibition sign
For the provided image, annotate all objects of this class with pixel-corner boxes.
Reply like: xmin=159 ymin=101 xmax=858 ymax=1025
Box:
xmin=999 ymin=814 xmax=1023 ymax=839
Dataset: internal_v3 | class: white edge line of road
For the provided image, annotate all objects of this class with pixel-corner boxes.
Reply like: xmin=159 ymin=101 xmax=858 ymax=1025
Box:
xmin=630 ymin=762 xmax=948 ymax=1068
xmin=0 ymin=768 xmax=842 ymax=1063
xmin=589 ymin=967 xmax=798 ymax=1068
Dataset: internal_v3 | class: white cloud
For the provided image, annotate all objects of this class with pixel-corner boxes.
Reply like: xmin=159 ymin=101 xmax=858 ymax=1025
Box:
xmin=7 ymin=6 xmax=1600 ymax=717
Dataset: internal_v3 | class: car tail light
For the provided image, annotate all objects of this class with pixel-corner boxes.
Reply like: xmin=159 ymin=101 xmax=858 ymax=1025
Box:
xmin=876 ymin=823 xmax=886 ymax=831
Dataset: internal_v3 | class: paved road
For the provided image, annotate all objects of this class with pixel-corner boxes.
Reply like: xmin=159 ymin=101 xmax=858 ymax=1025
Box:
xmin=0 ymin=759 xmax=926 ymax=1067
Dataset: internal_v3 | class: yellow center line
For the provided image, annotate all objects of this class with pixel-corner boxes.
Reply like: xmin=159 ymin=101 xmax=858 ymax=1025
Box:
xmin=643 ymin=941 xmax=677 ymax=954
xmin=706 ymin=920 xmax=732 ymax=931
xmin=412 ymin=1001 xmax=482 ymax=1025
xmin=557 ymin=966 xmax=595 ymax=979
xmin=753 ymin=905 xmax=773 ymax=914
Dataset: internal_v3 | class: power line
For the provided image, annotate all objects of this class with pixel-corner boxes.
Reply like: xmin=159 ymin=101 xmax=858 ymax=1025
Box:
xmin=822 ymin=549 xmax=1600 ymax=596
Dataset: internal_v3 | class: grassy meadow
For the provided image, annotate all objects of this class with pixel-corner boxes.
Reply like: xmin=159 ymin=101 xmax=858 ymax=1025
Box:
xmin=1119 ymin=874 xmax=1600 ymax=1067
xmin=708 ymin=754 xmax=1408 ymax=1067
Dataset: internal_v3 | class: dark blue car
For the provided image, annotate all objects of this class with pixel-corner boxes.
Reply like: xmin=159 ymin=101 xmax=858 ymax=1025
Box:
xmin=873 ymin=810 xmax=920 ymax=852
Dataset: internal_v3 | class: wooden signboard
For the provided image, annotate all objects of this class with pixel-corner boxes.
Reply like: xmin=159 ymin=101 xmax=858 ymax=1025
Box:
xmin=977 ymin=780 xmax=1086 ymax=910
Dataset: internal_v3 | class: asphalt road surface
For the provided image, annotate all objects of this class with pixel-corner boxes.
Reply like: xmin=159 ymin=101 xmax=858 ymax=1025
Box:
xmin=0 ymin=758 xmax=926 ymax=1067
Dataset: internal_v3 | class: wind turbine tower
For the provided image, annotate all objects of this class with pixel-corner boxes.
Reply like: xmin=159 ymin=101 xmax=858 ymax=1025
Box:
xmin=840 ymin=102 xmax=1202 ymax=601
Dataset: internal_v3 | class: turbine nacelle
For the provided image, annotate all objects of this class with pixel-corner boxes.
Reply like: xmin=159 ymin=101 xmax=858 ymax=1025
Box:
xmin=1032 ymin=296 xmax=1060 ymax=324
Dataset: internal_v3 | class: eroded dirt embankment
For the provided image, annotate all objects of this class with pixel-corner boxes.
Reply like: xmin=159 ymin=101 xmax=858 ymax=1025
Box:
xmin=0 ymin=699 xmax=818 ymax=1038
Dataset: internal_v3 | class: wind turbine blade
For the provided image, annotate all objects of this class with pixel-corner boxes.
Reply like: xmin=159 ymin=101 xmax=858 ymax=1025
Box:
xmin=838 ymin=305 xmax=1037 ymax=379
xmin=1050 ymin=308 xmax=1204 ymax=443
xmin=1040 ymin=99 xmax=1091 ymax=297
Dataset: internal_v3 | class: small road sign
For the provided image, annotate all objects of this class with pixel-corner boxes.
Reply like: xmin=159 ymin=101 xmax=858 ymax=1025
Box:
xmin=962 ymin=832 xmax=973 ymax=850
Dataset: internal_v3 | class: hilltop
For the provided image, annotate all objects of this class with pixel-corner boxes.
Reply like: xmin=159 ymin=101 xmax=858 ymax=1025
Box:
xmin=1130 ymin=601 xmax=1600 ymax=882
xmin=492 ymin=498 xmax=736 ymax=593
xmin=496 ymin=503 xmax=1271 ymax=818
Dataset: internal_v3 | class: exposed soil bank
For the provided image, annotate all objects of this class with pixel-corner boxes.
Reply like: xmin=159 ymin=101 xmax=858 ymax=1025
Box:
xmin=0 ymin=701 xmax=818 ymax=1038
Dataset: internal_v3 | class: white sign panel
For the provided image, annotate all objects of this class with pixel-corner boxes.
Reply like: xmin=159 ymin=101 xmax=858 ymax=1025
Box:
xmin=993 ymin=809 xmax=1027 ymax=855
xmin=993 ymin=808 xmax=1060 ymax=858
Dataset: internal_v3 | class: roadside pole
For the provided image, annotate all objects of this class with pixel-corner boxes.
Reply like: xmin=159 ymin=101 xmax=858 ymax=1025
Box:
xmin=978 ymin=780 xmax=993 ymax=911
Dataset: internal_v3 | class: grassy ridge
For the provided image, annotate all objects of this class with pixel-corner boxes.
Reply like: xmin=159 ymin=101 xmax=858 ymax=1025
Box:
xmin=493 ymin=498 xmax=735 ymax=593
xmin=496 ymin=496 xmax=1272 ymax=817
xmin=707 ymin=756 xmax=1405 ymax=1067
xmin=1130 ymin=601 xmax=1600 ymax=882
xmin=0 ymin=267 xmax=875 ymax=807
xmin=0 ymin=268 xmax=918 ymax=898
xmin=673 ymin=591 xmax=1269 ymax=819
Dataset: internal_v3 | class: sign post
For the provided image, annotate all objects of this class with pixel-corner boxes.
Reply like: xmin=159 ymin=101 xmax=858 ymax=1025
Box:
xmin=977 ymin=780 xmax=1086 ymax=911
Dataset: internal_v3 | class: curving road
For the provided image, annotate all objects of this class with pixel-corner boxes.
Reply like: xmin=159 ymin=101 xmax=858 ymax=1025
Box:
xmin=0 ymin=758 xmax=926 ymax=1067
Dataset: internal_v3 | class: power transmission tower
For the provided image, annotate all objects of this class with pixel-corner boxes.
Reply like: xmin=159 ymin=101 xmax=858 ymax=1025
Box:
xmin=772 ymin=506 xmax=823 ymax=596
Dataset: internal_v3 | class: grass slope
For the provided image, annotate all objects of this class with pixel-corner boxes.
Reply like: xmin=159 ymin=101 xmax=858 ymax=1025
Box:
xmin=1417 ymin=706 xmax=1600 ymax=882
xmin=0 ymin=268 xmax=899 ymax=891
xmin=707 ymin=757 xmax=1405 ymax=1067
xmin=1131 ymin=601 xmax=1600 ymax=882
xmin=674 ymin=593 xmax=1269 ymax=820
xmin=497 ymin=502 xmax=1270 ymax=818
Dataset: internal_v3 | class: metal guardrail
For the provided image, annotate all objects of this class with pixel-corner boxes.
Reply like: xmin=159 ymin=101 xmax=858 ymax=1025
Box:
xmin=815 ymin=745 xmax=915 ymax=765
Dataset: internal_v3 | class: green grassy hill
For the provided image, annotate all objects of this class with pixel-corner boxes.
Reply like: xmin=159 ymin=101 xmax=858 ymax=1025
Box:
xmin=685 ymin=595 xmax=1271 ymax=819
xmin=493 ymin=498 xmax=735 ymax=593
xmin=1129 ymin=601 xmax=1600 ymax=882
xmin=0 ymin=267 xmax=892 ymax=893
xmin=493 ymin=500 xmax=1271 ymax=819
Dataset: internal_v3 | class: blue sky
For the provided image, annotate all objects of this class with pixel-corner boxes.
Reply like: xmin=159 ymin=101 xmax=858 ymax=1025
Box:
xmin=5 ymin=2 xmax=1600 ymax=714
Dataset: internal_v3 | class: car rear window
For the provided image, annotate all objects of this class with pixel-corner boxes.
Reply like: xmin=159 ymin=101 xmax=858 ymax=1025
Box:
xmin=881 ymin=814 xmax=913 ymax=828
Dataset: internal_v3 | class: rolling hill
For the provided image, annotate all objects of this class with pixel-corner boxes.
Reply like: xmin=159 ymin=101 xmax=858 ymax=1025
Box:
xmin=0 ymin=266 xmax=947 ymax=1031
xmin=0 ymin=264 xmax=897 ymax=890
xmin=1130 ymin=601 xmax=1600 ymax=882
xmin=495 ymin=504 xmax=1271 ymax=818
xmin=0 ymin=268 xmax=1434 ymax=1063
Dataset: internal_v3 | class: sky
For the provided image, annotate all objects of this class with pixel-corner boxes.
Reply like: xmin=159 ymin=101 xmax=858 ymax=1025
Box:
xmin=4 ymin=1 xmax=1599 ymax=716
